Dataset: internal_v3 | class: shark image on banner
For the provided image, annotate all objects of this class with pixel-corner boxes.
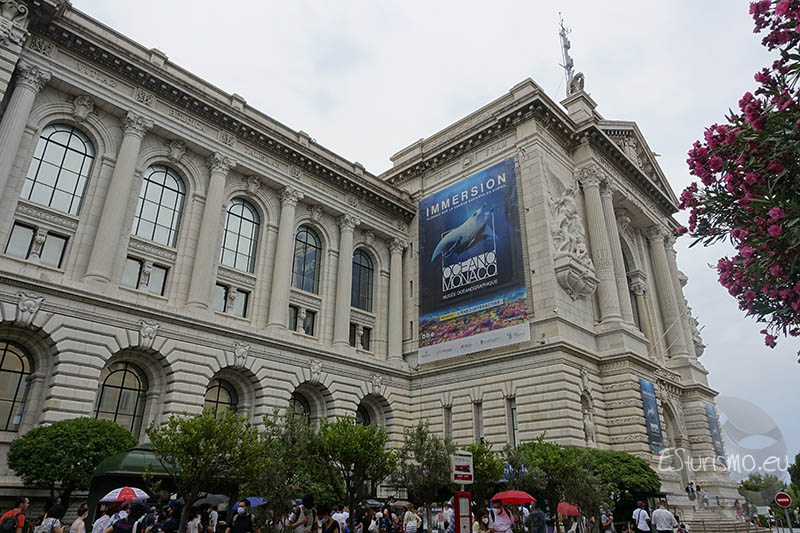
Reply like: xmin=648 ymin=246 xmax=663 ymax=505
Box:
xmin=430 ymin=203 xmax=494 ymax=263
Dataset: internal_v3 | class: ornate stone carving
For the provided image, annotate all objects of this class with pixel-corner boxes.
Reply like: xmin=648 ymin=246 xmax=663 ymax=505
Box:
xmin=245 ymin=175 xmax=261 ymax=194
xmin=28 ymin=37 xmax=54 ymax=56
xmin=630 ymin=279 xmax=647 ymax=296
xmin=370 ymin=373 xmax=384 ymax=393
xmin=346 ymin=194 xmax=360 ymax=209
xmin=140 ymin=261 xmax=153 ymax=289
xmin=644 ymin=225 xmax=666 ymax=243
xmin=69 ymin=94 xmax=93 ymax=122
xmin=289 ymin=165 xmax=302 ymax=179
xmin=15 ymin=292 xmax=43 ymax=328
xmin=577 ymin=164 xmax=606 ymax=189
xmin=363 ymin=230 xmax=375 ymax=246
xmin=218 ymin=130 xmax=236 ymax=147
xmin=389 ymin=238 xmax=407 ymax=255
xmin=580 ymin=367 xmax=592 ymax=394
xmin=310 ymin=359 xmax=322 ymax=383
xmin=0 ymin=0 xmax=28 ymax=32
xmin=166 ymin=139 xmax=186 ymax=163
xmin=599 ymin=178 xmax=617 ymax=198
xmin=225 ymin=287 xmax=238 ymax=313
xmin=583 ymin=409 xmax=596 ymax=447
xmin=207 ymin=152 xmax=236 ymax=174
xmin=128 ymin=237 xmax=178 ymax=262
xmin=338 ymin=214 xmax=360 ymax=233
xmin=16 ymin=61 xmax=50 ymax=93
xmin=28 ymin=228 xmax=47 ymax=260
xmin=233 ymin=341 xmax=250 ymax=368
xmin=16 ymin=202 xmax=79 ymax=230
xmin=134 ymin=87 xmax=155 ymax=107
xmin=549 ymin=177 xmax=593 ymax=269
xmin=280 ymin=187 xmax=304 ymax=207
xmin=687 ymin=305 xmax=706 ymax=357
xmin=554 ymin=254 xmax=598 ymax=300
xmin=309 ymin=204 xmax=323 ymax=222
xmin=569 ymin=72 xmax=585 ymax=94
xmin=138 ymin=320 xmax=160 ymax=350
xmin=296 ymin=307 xmax=307 ymax=333
xmin=121 ymin=112 xmax=153 ymax=139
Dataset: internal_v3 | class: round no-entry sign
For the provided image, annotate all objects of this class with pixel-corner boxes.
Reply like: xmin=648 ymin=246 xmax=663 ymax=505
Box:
xmin=775 ymin=492 xmax=792 ymax=508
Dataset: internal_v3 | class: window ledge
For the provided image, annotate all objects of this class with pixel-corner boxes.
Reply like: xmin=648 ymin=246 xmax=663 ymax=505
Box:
xmin=213 ymin=310 xmax=251 ymax=323
xmin=0 ymin=432 xmax=19 ymax=443
xmin=119 ymin=285 xmax=169 ymax=301
xmin=2 ymin=254 xmax=66 ymax=274
xmin=289 ymin=288 xmax=322 ymax=309
xmin=217 ymin=265 xmax=257 ymax=288
xmin=128 ymin=236 xmax=178 ymax=264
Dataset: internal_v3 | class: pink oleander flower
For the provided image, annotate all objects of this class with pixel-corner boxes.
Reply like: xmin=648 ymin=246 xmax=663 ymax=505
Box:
xmin=768 ymin=224 xmax=782 ymax=236
xmin=768 ymin=206 xmax=785 ymax=219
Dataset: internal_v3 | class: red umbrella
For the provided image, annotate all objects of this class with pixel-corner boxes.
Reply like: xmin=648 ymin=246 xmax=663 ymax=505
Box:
xmin=490 ymin=490 xmax=536 ymax=505
xmin=557 ymin=502 xmax=580 ymax=516
xmin=100 ymin=486 xmax=149 ymax=502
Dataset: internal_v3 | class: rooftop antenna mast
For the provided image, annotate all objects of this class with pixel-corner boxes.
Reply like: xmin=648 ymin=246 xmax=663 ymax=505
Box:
xmin=559 ymin=13 xmax=575 ymax=96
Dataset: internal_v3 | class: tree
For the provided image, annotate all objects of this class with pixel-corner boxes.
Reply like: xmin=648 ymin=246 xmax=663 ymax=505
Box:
xmin=738 ymin=472 xmax=785 ymax=506
xmin=789 ymin=451 xmax=800 ymax=489
xmin=582 ymin=448 xmax=661 ymax=507
xmin=393 ymin=422 xmax=454 ymax=533
xmin=147 ymin=408 xmax=264 ymax=533
xmin=459 ymin=441 xmax=504 ymax=506
xmin=8 ymin=417 xmax=137 ymax=505
xmin=679 ymin=0 xmax=800 ymax=358
xmin=315 ymin=417 xmax=397 ymax=533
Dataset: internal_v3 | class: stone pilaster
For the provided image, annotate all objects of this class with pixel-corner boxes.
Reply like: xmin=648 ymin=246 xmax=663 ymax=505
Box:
xmin=333 ymin=214 xmax=360 ymax=346
xmin=645 ymin=226 xmax=689 ymax=357
xmin=630 ymin=279 xmax=656 ymax=359
xmin=84 ymin=112 xmax=153 ymax=283
xmin=186 ymin=153 xmax=237 ymax=309
xmin=578 ymin=166 xmax=621 ymax=322
xmin=0 ymin=61 xmax=50 ymax=198
xmin=387 ymin=238 xmax=407 ymax=360
xmin=665 ymin=234 xmax=697 ymax=358
xmin=266 ymin=187 xmax=304 ymax=327
xmin=600 ymin=181 xmax=634 ymax=324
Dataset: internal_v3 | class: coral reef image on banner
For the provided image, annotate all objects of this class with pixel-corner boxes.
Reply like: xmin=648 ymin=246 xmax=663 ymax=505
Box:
xmin=418 ymin=156 xmax=529 ymax=363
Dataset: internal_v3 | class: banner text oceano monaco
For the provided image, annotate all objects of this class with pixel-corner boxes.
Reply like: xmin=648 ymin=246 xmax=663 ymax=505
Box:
xmin=418 ymin=157 xmax=529 ymax=364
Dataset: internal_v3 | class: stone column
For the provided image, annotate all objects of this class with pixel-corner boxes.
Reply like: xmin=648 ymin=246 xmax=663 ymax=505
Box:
xmin=186 ymin=153 xmax=237 ymax=309
xmin=266 ymin=187 xmax=304 ymax=327
xmin=600 ymin=181 xmax=634 ymax=324
xmin=665 ymin=234 xmax=697 ymax=358
xmin=630 ymin=280 xmax=656 ymax=358
xmin=0 ymin=61 xmax=50 ymax=198
xmin=333 ymin=214 xmax=360 ymax=346
xmin=645 ymin=226 xmax=689 ymax=357
xmin=578 ymin=167 xmax=621 ymax=322
xmin=387 ymin=238 xmax=407 ymax=360
xmin=84 ymin=112 xmax=153 ymax=282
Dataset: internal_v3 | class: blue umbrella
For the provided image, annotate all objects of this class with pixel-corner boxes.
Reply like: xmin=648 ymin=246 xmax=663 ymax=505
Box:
xmin=233 ymin=497 xmax=267 ymax=508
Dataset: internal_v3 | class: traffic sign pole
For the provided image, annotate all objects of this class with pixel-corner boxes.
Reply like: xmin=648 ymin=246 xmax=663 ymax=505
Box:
xmin=774 ymin=492 xmax=793 ymax=533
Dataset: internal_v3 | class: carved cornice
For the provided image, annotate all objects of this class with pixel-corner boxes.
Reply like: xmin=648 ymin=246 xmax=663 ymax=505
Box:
xmin=120 ymin=112 xmax=153 ymax=139
xmin=350 ymin=308 xmax=376 ymax=326
xmin=35 ymin=22 xmax=414 ymax=221
xmin=289 ymin=288 xmax=322 ymax=310
xmin=128 ymin=237 xmax=177 ymax=263
xmin=217 ymin=265 xmax=256 ymax=288
xmin=15 ymin=201 xmax=78 ymax=230
xmin=609 ymin=433 xmax=649 ymax=444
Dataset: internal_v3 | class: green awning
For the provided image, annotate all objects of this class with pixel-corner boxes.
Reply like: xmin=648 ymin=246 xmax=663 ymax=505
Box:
xmin=93 ymin=444 xmax=172 ymax=478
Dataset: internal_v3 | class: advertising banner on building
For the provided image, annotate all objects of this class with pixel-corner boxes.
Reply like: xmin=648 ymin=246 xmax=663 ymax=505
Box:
xmin=418 ymin=156 xmax=529 ymax=364
xmin=706 ymin=404 xmax=726 ymax=459
xmin=639 ymin=378 xmax=665 ymax=452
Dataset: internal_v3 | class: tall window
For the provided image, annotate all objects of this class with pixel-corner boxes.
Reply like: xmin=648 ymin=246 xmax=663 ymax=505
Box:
xmin=95 ymin=361 xmax=147 ymax=436
xmin=204 ymin=378 xmax=238 ymax=417
xmin=351 ymin=249 xmax=374 ymax=312
xmin=220 ymin=198 xmax=259 ymax=272
xmin=292 ymin=392 xmax=311 ymax=422
xmin=22 ymin=124 xmax=94 ymax=215
xmin=506 ymin=397 xmax=518 ymax=447
xmin=292 ymin=226 xmax=321 ymax=293
xmin=0 ymin=342 xmax=31 ymax=432
xmin=473 ymin=401 xmax=484 ymax=442
xmin=132 ymin=165 xmax=186 ymax=247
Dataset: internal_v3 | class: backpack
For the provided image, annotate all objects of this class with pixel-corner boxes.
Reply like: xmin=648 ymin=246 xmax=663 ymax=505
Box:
xmin=0 ymin=512 xmax=21 ymax=533
xmin=34 ymin=518 xmax=57 ymax=533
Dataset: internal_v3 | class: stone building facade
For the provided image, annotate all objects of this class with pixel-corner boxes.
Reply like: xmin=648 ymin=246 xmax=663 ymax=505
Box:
xmin=0 ymin=0 xmax=736 ymax=517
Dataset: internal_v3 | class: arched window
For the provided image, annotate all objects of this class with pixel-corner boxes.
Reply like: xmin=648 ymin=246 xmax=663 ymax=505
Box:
xmin=132 ymin=165 xmax=186 ymax=247
xmin=356 ymin=404 xmax=371 ymax=426
xmin=351 ymin=249 xmax=374 ymax=312
xmin=291 ymin=392 xmax=311 ymax=422
xmin=0 ymin=342 xmax=31 ymax=432
xmin=204 ymin=378 xmax=238 ymax=417
xmin=95 ymin=361 xmax=147 ymax=436
xmin=22 ymin=123 xmax=95 ymax=215
xmin=220 ymin=198 xmax=259 ymax=272
xmin=292 ymin=226 xmax=321 ymax=293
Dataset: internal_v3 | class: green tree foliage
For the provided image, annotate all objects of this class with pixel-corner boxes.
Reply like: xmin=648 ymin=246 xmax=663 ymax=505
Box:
xmin=789 ymin=452 xmax=800 ymax=490
xmin=393 ymin=422 xmax=454 ymax=533
xmin=8 ymin=417 xmax=137 ymax=505
xmin=584 ymin=448 xmax=662 ymax=505
xmin=738 ymin=472 xmax=785 ymax=506
xmin=315 ymin=417 xmax=397 ymax=533
xmin=147 ymin=408 xmax=264 ymax=533
xmin=459 ymin=441 xmax=504 ymax=506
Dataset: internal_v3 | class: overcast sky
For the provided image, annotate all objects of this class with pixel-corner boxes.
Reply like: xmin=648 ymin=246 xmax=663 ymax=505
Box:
xmin=76 ymin=0 xmax=798 ymax=470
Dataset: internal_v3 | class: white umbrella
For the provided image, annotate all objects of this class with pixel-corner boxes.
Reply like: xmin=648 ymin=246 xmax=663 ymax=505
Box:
xmin=100 ymin=486 xmax=150 ymax=502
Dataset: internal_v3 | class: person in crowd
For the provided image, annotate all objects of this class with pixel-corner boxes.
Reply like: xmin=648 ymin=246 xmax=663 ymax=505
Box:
xmin=701 ymin=490 xmax=709 ymax=509
xmin=226 ymin=501 xmax=259 ymax=533
xmin=186 ymin=508 xmax=201 ymax=533
xmin=318 ymin=506 xmax=339 ymax=533
xmin=488 ymin=500 xmax=513 ymax=533
xmin=443 ymin=504 xmax=453 ymax=533
xmin=291 ymin=496 xmax=317 ymax=533
xmin=112 ymin=503 xmax=130 ymax=525
xmin=632 ymin=502 xmax=649 ymax=533
xmin=0 ymin=496 xmax=29 ymax=533
xmin=161 ymin=505 xmax=181 ymax=533
xmin=39 ymin=498 xmax=62 ymax=526
xmin=599 ymin=506 xmax=614 ymax=533
xmin=378 ymin=510 xmax=389 ymax=533
xmin=332 ymin=507 xmax=348 ymax=533
xmin=354 ymin=503 xmax=368 ymax=533
xmin=526 ymin=502 xmax=545 ymax=533
xmin=107 ymin=503 xmax=147 ymax=533
xmin=93 ymin=507 xmax=117 ymax=533
xmin=356 ymin=507 xmax=373 ymax=533
xmin=69 ymin=505 xmax=89 ymax=533
xmin=37 ymin=505 xmax=66 ymax=533
xmin=208 ymin=506 xmax=219 ymax=533
xmin=472 ymin=509 xmax=489 ymax=533
xmin=650 ymin=501 xmax=677 ymax=533
xmin=403 ymin=505 xmax=419 ymax=533
xmin=684 ymin=483 xmax=696 ymax=512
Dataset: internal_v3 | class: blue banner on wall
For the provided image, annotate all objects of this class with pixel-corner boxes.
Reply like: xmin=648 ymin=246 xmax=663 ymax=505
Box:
xmin=706 ymin=404 xmax=726 ymax=459
xmin=418 ymin=157 xmax=529 ymax=364
xmin=639 ymin=378 xmax=665 ymax=452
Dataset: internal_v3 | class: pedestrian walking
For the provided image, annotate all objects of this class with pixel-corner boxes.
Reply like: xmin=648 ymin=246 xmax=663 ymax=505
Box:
xmin=292 ymin=496 xmax=317 ymax=533
xmin=488 ymin=501 xmax=514 ymax=533
xmin=632 ymin=503 xmax=650 ymax=533
xmin=526 ymin=503 xmax=546 ymax=533
xmin=0 ymin=496 xmax=29 ymax=533
xmin=68 ymin=505 xmax=89 ymax=533
xmin=472 ymin=509 xmax=488 ymax=533
xmin=403 ymin=505 xmax=419 ymax=533
xmin=599 ymin=507 xmax=614 ymax=533
xmin=226 ymin=501 xmax=260 ymax=533
xmin=319 ymin=506 xmax=340 ymax=533
xmin=35 ymin=506 xmax=66 ymax=533
xmin=701 ymin=491 xmax=709 ymax=509
xmin=650 ymin=501 xmax=677 ymax=533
